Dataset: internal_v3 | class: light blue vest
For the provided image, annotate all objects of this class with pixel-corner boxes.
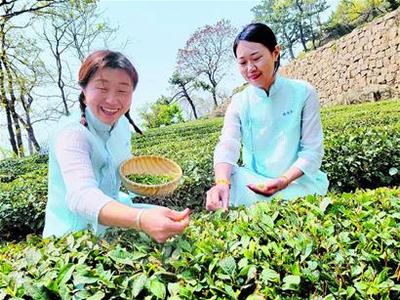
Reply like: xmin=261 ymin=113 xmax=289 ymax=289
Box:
xmin=43 ymin=108 xmax=132 ymax=237
xmin=229 ymin=75 xmax=329 ymax=205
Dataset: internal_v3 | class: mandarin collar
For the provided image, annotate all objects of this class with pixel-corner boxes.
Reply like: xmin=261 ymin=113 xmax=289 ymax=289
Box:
xmin=253 ymin=74 xmax=283 ymax=98
xmin=86 ymin=107 xmax=117 ymax=133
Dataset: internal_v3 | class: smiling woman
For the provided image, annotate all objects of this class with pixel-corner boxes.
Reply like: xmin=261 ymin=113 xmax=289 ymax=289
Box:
xmin=43 ymin=50 xmax=191 ymax=242
xmin=206 ymin=23 xmax=329 ymax=211
xmin=77 ymin=50 xmax=141 ymax=131
xmin=82 ymin=68 xmax=133 ymax=125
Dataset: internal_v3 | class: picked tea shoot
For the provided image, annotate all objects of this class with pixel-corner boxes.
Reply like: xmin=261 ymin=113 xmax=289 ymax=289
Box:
xmin=127 ymin=173 xmax=173 ymax=185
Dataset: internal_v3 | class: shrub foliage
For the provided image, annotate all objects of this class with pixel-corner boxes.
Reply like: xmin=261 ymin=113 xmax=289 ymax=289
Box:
xmin=1 ymin=188 xmax=399 ymax=299
xmin=133 ymin=99 xmax=400 ymax=207
xmin=0 ymin=100 xmax=399 ymax=240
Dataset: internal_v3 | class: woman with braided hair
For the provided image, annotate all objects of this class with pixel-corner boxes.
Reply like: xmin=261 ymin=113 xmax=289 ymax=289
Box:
xmin=43 ymin=50 xmax=190 ymax=242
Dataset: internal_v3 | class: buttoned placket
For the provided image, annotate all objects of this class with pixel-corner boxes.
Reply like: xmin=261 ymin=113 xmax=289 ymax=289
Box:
xmin=104 ymin=130 xmax=119 ymax=200
xmin=86 ymin=107 xmax=119 ymax=200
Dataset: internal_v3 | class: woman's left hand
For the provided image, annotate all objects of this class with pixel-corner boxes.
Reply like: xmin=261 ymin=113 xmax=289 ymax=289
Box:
xmin=247 ymin=177 xmax=288 ymax=197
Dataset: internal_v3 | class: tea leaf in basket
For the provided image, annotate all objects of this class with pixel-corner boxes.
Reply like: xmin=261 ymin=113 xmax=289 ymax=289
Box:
xmin=126 ymin=174 xmax=173 ymax=185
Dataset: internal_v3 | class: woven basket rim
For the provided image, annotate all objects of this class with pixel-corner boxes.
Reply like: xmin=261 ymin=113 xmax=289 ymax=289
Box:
xmin=119 ymin=155 xmax=182 ymax=190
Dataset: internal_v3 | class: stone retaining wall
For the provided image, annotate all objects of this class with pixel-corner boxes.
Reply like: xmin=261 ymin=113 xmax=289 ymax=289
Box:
xmin=280 ymin=8 xmax=400 ymax=106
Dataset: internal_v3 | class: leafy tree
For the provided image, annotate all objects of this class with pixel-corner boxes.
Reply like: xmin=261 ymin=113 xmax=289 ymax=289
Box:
xmin=169 ymin=71 xmax=200 ymax=119
xmin=140 ymin=96 xmax=184 ymax=129
xmin=253 ymin=0 xmax=297 ymax=59
xmin=323 ymin=0 xmax=399 ymax=43
xmin=177 ymin=20 xmax=236 ymax=108
xmin=252 ymin=0 xmax=329 ymax=58
xmin=331 ymin=0 xmax=398 ymax=28
xmin=386 ymin=0 xmax=400 ymax=9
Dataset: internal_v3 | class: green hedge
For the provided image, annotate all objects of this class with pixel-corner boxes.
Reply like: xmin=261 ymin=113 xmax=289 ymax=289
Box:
xmin=133 ymin=99 xmax=400 ymax=207
xmin=0 ymin=154 xmax=48 ymax=240
xmin=0 ymin=154 xmax=47 ymax=183
xmin=0 ymin=166 xmax=47 ymax=240
xmin=0 ymin=100 xmax=399 ymax=240
xmin=324 ymin=125 xmax=400 ymax=191
xmin=1 ymin=188 xmax=399 ymax=299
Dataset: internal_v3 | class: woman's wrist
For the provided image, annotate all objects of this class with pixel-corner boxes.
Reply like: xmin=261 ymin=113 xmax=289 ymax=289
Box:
xmin=277 ymin=175 xmax=289 ymax=189
xmin=215 ymin=178 xmax=230 ymax=187
xmin=136 ymin=209 xmax=145 ymax=231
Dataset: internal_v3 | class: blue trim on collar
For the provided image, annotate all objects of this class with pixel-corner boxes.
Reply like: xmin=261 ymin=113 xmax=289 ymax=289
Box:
xmin=252 ymin=74 xmax=283 ymax=98
xmin=85 ymin=106 xmax=118 ymax=133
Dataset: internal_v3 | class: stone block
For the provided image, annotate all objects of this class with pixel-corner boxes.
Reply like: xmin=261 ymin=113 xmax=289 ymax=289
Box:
xmin=377 ymin=75 xmax=386 ymax=83
xmin=337 ymin=84 xmax=398 ymax=105
xmin=386 ymin=73 xmax=395 ymax=83
xmin=372 ymin=38 xmax=381 ymax=46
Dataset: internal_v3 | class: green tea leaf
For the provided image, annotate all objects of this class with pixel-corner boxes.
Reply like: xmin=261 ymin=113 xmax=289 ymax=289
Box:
xmin=261 ymin=268 xmax=280 ymax=283
xmin=149 ymin=278 xmax=166 ymax=299
xmin=57 ymin=263 xmax=75 ymax=288
xmin=346 ymin=286 xmax=356 ymax=298
xmin=282 ymin=275 xmax=300 ymax=291
xmin=389 ymin=167 xmax=398 ymax=176
xmin=87 ymin=291 xmax=105 ymax=300
xmin=132 ymin=274 xmax=147 ymax=297
xmin=73 ymin=273 xmax=98 ymax=285
xmin=319 ymin=197 xmax=332 ymax=212
xmin=167 ymin=282 xmax=181 ymax=296
xmin=127 ymin=174 xmax=172 ymax=185
xmin=219 ymin=256 xmax=236 ymax=276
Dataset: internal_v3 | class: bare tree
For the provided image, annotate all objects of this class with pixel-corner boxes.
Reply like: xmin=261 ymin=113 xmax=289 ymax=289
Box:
xmin=0 ymin=1 xmax=60 ymax=156
xmin=0 ymin=0 xmax=115 ymax=156
xmin=1 ymin=50 xmax=24 ymax=156
xmin=14 ymin=56 xmax=45 ymax=153
xmin=39 ymin=0 xmax=118 ymax=116
xmin=0 ymin=46 xmax=18 ymax=154
xmin=177 ymin=20 xmax=236 ymax=108
xmin=0 ymin=0 xmax=61 ymax=20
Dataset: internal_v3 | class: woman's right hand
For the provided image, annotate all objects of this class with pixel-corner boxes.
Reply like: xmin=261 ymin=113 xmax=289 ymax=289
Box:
xmin=140 ymin=207 xmax=191 ymax=243
xmin=206 ymin=184 xmax=230 ymax=211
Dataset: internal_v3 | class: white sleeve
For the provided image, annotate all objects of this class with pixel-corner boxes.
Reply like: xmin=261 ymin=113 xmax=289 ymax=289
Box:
xmin=54 ymin=127 xmax=113 ymax=223
xmin=293 ymin=85 xmax=324 ymax=176
xmin=213 ymin=98 xmax=242 ymax=167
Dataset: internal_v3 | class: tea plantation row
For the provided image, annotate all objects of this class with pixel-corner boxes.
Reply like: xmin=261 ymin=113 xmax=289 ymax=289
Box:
xmin=133 ymin=99 xmax=400 ymax=207
xmin=0 ymin=99 xmax=399 ymax=240
xmin=1 ymin=188 xmax=399 ymax=299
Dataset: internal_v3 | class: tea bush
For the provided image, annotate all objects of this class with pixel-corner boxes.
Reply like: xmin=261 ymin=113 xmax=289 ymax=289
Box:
xmin=133 ymin=99 xmax=400 ymax=208
xmin=1 ymin=188 xmax=399 ymax=299
xmin=0 ymin=100 xmax=399 ymax=240
xmin=0 ymin=166 xmax=47 ymax=240
xmin=324 ymin=124 xmax=400 ymax=191
xmin=0 ymin=154 xmax=47 ymax=183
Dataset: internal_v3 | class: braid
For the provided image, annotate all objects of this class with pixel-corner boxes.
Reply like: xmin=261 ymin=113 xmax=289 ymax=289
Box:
xmin=79 ymin=92 xmax=88 ymax=127
xmin=125 ymin=110 xmax=143 ymax=135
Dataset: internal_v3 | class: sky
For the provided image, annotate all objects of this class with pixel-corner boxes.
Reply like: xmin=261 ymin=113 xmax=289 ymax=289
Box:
xmin=98 ymin=0 xmax=260 ymax=116
xmin=1 ymin=0 xmax=258 ymax=155
xmin=0 ymin=0 xmax=339 ymax=155
xmin=98 ymin=0 xmax=339 ymax=117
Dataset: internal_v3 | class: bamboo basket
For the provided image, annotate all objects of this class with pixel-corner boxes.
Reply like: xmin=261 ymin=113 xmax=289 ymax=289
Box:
xmin=119 ymin=155 xmax=182 ymax=197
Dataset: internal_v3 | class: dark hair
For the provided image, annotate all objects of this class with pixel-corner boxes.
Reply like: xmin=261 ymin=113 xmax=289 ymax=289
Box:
xmin=78 ymin=50 xmax=142 ymax=134
xmin=233 ymin=23 xmax=280 ymax=73
xmin=233 ymin=23 xmax=277 ymax=56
